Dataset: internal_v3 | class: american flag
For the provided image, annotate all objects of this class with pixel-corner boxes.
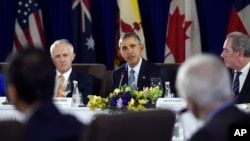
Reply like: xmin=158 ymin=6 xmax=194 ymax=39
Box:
xmin=72 ymin=0 xmax=96 ymax=63
xmin=14 ymin=0 xmax=45 ymax=51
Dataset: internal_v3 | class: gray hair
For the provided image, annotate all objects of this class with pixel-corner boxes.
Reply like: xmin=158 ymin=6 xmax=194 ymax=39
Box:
xmin=227 ymin=32 xmax=250 ymax=57
xmin=176 ymin=54 xmax=231 ymax=107
xmin=50 ymin=39 xmax=74 ymax=56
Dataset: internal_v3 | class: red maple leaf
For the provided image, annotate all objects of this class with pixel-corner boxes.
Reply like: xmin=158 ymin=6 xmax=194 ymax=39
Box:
xmin=121 ymin=19 xmax=133 ymax=32
xmin=120 ymin=19 xmax=141 ymax=33
xmin=133 ymin=22 xmax=141 ymax=31
xmin=165 ymin=7 xmax=192 ymax=63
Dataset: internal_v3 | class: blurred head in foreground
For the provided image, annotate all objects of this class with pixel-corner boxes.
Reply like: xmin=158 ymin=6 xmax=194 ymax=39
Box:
xmin=6 ymin=48 xmax=55 ymax=113
xmin=176 ymin=54 xmax=232 ymax=120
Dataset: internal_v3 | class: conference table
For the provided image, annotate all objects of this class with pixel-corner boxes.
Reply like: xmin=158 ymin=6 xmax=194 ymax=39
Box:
xmin=0 ymin=97 xmax=108 ymax=124
xmin=0 ymin=97 xmax=204 ymax=140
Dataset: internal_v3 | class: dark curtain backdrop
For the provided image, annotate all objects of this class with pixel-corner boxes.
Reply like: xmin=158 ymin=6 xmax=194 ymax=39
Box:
xmin=0 ymin=0 xmax=233 ymax=70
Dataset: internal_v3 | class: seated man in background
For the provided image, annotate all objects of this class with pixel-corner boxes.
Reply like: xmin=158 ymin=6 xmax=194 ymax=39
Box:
xmin=5 ymin=48 xmax=84 ymax=141
xmin=0 ymin=73 xmax=6 ymax=96
xmin=50 ymin=39 xmax=93 ymax=104
xmin=111 ymin=32 xmax=168 ymax=94
xmin=221 ymin=31 xmax=250 ymax=104
xmin=176 ymin=54 xmax=250 ymax=141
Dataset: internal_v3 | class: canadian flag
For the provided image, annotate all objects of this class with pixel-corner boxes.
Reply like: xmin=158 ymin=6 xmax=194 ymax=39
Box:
xmin=164 ymin=0 xmax=201 ymax=63
xmin=227 ymin=0 xmax=250 ymax=35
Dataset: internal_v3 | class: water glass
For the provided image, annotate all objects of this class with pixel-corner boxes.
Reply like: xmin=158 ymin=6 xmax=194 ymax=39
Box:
xmin=79 ymin=92 xmax=85 ymax=107
xmin=172 ymin=115 xmax=186 ymax=141
xmin=72 ymin=92 xmax=81 ymax=107
xmin=150 ymin=77 xmax=163 ymax=90
xmin=61 ymin=79 xmax=71 ymax=98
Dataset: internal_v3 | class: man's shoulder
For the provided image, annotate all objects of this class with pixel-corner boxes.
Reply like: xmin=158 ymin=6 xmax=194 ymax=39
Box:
xmin=142 ymin=60 xmax=164 ymax=71
xmin=113 ymin=64 xmax=127 ymax=72
xmin=144 ymin=60 xmax=158 ymax=67
xmin=27 ymin=103 xmax=83 ymax=140
xmin=70 ymin=69 xmax=93 ymax=83
xmin=31 ymin=103 xmax=83 ymax=124
xmin=71 ymin=69 xmax=91 ymax=77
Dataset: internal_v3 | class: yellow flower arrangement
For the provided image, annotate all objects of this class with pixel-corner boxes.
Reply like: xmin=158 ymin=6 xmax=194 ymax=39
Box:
xmin=87 ymin=85 xmax=163 ymax=111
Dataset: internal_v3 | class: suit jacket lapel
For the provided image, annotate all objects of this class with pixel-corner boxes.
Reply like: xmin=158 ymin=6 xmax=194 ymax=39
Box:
xmin=137 ymin=59 xmax=148 ymax=89
xmin=68 ymin=70 xmax=77 ymax=97
xmin=239 ymin=69 xmax=250 ymax=95
xmin=121 ymin=65 xmax=128 ymax=87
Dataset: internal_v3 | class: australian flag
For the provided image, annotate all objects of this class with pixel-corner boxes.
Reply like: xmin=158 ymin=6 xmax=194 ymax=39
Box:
xmin=72 ymin=0 xmax=96 ymax=63
xmin=227 ymin=0 xmax=250 ymax=35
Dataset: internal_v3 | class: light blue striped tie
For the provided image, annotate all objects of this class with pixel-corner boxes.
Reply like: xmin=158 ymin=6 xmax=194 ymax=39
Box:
xmin=128 ymin=69 xmax=135 ymax=89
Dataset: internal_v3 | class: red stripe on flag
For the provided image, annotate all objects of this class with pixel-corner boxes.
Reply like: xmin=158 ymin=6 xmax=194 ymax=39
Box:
xmin=14 ymin=35 xmax=23 ymax=52
xmin=72 ymin=0 xmax=77 ymax=4
xmin=227 ymin=7 xmax=248 ymax=35
xmin=82 ymin=0 xmax=90 ymax=11
xmin=23 ymin=27 xmax=34 ymax=48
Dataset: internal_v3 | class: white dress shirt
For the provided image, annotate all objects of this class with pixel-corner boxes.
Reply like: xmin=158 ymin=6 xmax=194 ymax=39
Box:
xmin=54 ymin=68 xmax=72 ymax=97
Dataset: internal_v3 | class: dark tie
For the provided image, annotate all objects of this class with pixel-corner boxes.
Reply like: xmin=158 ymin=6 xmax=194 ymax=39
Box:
xmin=232 ymin=71 xmax=242 ymax=96
xmin=128 ymin=69 xmax=135 ymax=89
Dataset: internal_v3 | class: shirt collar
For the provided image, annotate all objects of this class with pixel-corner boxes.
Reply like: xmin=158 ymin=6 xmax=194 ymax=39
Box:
xmin=56 ymin=68 xmax=72 ymax=81
xmin=236 ymin=61 xmax=250 ymax=77
xmin=127 ymin=57 xmax=142 ymax=74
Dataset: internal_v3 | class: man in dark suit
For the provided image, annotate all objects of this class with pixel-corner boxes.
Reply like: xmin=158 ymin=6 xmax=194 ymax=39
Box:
xmin=221 ymin=32 xmax=250 ymax=104
xmin=5 ymin=48 xmax=84 ymax=141
xmin=50 ymin=39 xmax=93 ymax=104
xmin=111 ymin=32 xmax=168 ymax=94
xmin=176 ymin=54 xmax=250 ymax=141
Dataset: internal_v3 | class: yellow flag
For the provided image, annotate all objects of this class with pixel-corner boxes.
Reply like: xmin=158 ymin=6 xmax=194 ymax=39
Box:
xmin=114 ymin=0 xmax=147 ymax=68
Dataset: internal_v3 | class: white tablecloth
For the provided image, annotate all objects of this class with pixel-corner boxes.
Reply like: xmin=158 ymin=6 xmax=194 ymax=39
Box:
xmin=0 ymin=97 xmax=202 ymax=139
xmin=0 ymin=97 xmax=107 ymax=124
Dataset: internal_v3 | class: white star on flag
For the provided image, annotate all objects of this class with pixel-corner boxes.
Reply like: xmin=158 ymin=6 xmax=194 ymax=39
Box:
xmin=85 ymin=36 xmax=95 ymax=50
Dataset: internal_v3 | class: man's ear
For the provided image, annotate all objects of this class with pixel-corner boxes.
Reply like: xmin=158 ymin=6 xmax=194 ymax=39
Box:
xmin=71 ymin=53 xmax=76 ymax=61
xmin=238 ymin=48 xmax=245 ymax=57
xmin=187 ymin=97 xmax=202 ymax=119
xmin=186 ymin=98 xmax=193 ymax=111
xmin=7 ymin=84 xmax=18 ymax=103
xmin=140 ymin=44 xmax=144 ymax=51
xmin=119 ymin=48 xmax=125 ymax=59
xmin=50 ymin=56 xmax=55 ymax=64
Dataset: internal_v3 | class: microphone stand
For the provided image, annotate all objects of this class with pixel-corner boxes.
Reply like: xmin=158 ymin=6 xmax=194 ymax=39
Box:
xmin=118 ymin=72 xmax=125 ymax=89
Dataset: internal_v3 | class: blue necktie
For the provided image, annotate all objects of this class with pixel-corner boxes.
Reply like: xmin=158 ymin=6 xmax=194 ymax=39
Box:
xmin=232 ymin=71 xmax=242 ymax=96
xmin=128 ymin=69 xmax=135 ymax=89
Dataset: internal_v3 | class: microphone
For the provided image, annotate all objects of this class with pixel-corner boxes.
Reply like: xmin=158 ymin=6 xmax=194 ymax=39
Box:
xmin=178 ymin=108 xmax=188 ymax=115
xmin=118 ymin=72 xmax=125 ymax=88
xmin=175 ymin=108 xmax=188 ymax=119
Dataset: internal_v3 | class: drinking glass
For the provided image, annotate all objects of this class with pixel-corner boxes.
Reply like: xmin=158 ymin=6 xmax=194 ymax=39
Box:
xmin=61 ymin=80 xmax=71 ymax=98
xmin=150 ymin=77 xmax=163 ymax=90
xmin=79 ymin=92 xmax=85 ymax=107
xmin=172 ymin=115 xmax=186 ymax=141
